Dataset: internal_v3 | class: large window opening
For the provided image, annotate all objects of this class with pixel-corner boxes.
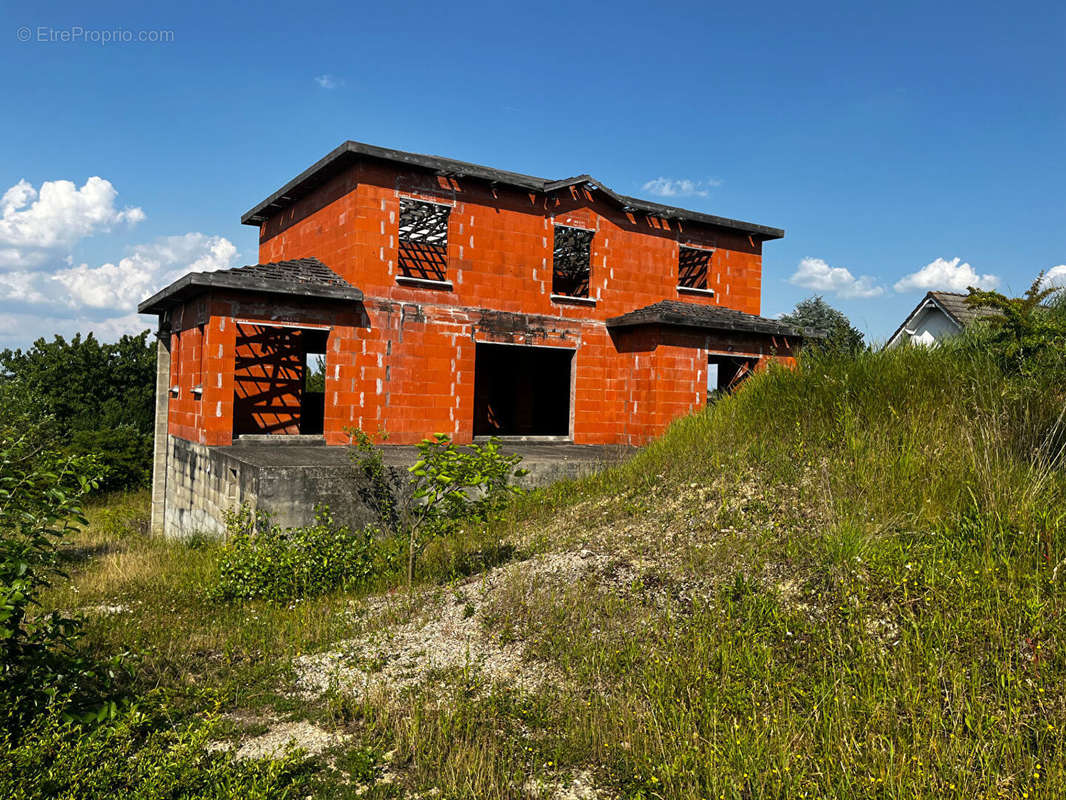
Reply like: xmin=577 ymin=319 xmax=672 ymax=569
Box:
xmin=551 ymin=225 xmax=593 ymax=298
xmin=232 ymin=325 xmax=329 ymax=437
xmin=679 ymin=245 xmax=712 ymax=290
xmin=706 ymin=355 xmax=756 ymax=404
xmin=398 ymin=198 xmax=450 ymax=281
xmin=473 ymin=343 xmax=572 ymax=438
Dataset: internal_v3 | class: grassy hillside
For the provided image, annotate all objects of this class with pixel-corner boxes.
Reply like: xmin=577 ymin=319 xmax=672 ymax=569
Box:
xmin=20 ymin=338 xmax=1066 ymax=799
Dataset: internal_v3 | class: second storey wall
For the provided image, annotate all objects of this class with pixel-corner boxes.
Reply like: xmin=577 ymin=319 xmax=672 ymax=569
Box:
xmin=255 ymin=162 xmax=764 ymax=321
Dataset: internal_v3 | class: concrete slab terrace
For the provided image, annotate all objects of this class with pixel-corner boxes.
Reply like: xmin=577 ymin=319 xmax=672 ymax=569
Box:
xmin=160 ymin=435 xmax=632 ymax=538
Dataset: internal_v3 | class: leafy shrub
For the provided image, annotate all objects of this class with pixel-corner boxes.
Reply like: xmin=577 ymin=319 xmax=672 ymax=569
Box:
xmin=209 ymin=507 xmax=383 ymax=601
xmin=0 ymin=701 xmax=313 ymax=800
xmin=0 ymin=385 xmax=119 ymax=729
xmin=965 ymin=274 xmax=1066 ymax=374
xmin=350 ymin=432 xmax=527 ymax=584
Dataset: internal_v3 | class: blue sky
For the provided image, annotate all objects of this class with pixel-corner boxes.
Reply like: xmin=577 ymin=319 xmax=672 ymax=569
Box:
xmin=1 ymin=0 xmax=1063 ymax=347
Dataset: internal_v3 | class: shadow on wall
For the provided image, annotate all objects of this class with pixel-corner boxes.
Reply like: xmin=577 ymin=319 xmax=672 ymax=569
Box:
xmin=233 ymin=325 xmax=329 ymax=436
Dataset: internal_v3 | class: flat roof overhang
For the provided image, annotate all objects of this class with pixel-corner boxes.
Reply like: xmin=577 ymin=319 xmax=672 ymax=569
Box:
xmin=137 ymin=271 xmax=364 ymax=316
xmin=606 ymin=300 xmax=825 ymax=339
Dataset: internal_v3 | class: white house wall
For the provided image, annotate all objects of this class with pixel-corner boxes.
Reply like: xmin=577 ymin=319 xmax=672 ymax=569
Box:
xmin=887 ymin=304 xmax=962 ymax=348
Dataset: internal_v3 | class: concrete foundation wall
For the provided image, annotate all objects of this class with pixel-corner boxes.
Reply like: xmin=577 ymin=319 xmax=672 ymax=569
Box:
xmin=161 ymin=437 xmax=621 ymax=539
xmin=163 ymin=437 xmax=242 ymax=538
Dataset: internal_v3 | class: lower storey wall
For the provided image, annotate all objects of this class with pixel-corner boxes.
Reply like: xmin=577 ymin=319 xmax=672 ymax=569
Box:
xmin=164 ymin=293 xmax=797 ymax=449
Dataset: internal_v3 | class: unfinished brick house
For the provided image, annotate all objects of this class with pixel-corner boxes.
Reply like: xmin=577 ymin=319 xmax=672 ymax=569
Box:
xmin=139 ymin=141 xmax=812 ymax=536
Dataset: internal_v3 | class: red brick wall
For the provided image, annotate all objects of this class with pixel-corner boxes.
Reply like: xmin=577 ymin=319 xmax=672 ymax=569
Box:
xmin=257 ymin=162 xmax=764 ymax=320
xmin=164 ymin=161 xmax=787 ymax=447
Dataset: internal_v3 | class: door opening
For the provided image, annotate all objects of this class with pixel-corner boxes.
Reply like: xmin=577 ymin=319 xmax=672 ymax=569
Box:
xmin=473 ymin=343 xmax=572 ymax=438
xmin=301 ymin=348 xmax=327 ymax=435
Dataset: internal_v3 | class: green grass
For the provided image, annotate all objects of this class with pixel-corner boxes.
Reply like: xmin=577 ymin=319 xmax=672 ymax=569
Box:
xmin=26 ymin=338 xmax=1066 ymax=799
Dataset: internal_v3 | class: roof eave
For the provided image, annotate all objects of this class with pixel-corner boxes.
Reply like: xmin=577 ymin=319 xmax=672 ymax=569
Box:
xmin=605 ymin=312 xmax=821 ymax=339
xmin=137 ymin=272 xmax=364 ymax=316
xmin=239 ymin=141 xmax=785 ymax=239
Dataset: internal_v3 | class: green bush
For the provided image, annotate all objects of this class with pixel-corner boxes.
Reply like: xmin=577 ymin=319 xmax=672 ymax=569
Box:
xmin=209 ymin=508 xmax=385 ymax=602
xmin=350 ymin=432 xmax=527 ymax=584
xmin=0 ymin=702 xmax=313 ymax=800
xmin=0 ymin=385 xmax=120 ymax=729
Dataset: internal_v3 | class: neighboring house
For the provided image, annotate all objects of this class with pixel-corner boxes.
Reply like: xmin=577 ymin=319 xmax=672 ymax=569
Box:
xmin=138 ymin=141 xmax=816 ymax=535
xmin=885 ymin=291 xmax=997 ymax=348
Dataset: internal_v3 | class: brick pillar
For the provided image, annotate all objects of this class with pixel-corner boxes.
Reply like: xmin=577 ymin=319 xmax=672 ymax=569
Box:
xmin=150 ymin=334 xmax=171 ymax=536
xmin=201 ymin=315 xmax=236 ymax=446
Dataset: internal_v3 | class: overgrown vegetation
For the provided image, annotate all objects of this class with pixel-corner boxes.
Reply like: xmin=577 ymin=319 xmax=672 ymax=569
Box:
xmin=0 ymin=384 xmax=115 ymax=729
xmin=8 ymin=281 xmax=1066 ymax=798
xmin=209 ymin=508 xmax=387 ymax=602
xmin=0 ymin=704 xmax=314 ymax=800
xmin=350 ymin=430 xmax=526 ymax=584
xmin=965 ymin=272 xmax=1066 ymax=373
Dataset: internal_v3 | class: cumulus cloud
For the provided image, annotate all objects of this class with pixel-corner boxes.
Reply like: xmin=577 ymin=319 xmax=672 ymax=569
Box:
xmin=641 ymin=177 xmax=722 ymax=198
xmin=893 ymin=257 xmax=999 ymax=293
xmin=788 ymin=257 xmax=884 ymax=299
xmin=0 ymin=233 xmax=238 ymax=314
xmin=314 ymin=74 xmax=342 ymax=89
xmin=0 ymin=177 xmax=144 ymax=270
xmin=1040 ymin=264 xmax=1066 ymax=289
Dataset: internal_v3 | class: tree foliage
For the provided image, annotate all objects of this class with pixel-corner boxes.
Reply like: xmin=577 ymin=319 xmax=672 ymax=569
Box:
xmin=0 ymin=385 xmax=117 ymax=730
xmin=965 ymin=272 xmax=1066 ymax=371
xmin=0 ymin=331 xmax=155 ymax=492
xmin=780 ymin=296 xmax=865 ymax=354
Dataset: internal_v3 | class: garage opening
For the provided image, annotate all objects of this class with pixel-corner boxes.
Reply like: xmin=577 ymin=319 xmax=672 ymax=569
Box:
xmin=473 ymin=343 xmax=572 ymax=438
xmin=706 ymin=354 xmax=757 ymax=404
xmin=232 ymin=324 xmax=329 ymax=436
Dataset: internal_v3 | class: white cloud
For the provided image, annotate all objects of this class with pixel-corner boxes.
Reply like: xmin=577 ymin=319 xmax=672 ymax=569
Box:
xmin=0 ymin=232 xmax=239 ymax=318
xmin=893 ymin=257 xmax=999 ymax=293
xmin=0 ymin=310 xmax=148 ymax=347
xmin=0 ymin=177 xmax=144 ymax=270
xmin=314 ymin=74 xmax=342 ymax=89
xmin=641 ymin=177 xmax=722 ymax=198
xmin=1040 ymin=264 xmax=1066 ymax=289
xmin=788 ymin=257 xmax=884 ymax=299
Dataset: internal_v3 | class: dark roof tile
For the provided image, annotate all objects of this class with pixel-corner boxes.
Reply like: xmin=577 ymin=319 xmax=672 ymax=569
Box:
xmin=138 ymin=257 xmax=362 ymax=315
xmin=928 ymin=291 xmax=1000 ymax=326
xmin=606 ymin=300 xmax=823 ymax=338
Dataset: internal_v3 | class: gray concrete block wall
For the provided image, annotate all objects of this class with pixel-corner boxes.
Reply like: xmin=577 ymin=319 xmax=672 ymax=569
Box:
xmin=163 ymin=437 xmax=248 ymax=538
xmin=150 ymin=338 xmax=171 ymax=536
xmin=160 ymin=438 xmax=628 ymax=539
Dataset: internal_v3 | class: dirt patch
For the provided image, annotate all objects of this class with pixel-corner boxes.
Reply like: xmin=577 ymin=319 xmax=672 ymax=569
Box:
xmin=525 ymin=770 xmax=610 ymax=799
xmin=210 ymin=718 xmax=349 ymax=761
xmin=293 ymin=550 xmax=631 ymax=699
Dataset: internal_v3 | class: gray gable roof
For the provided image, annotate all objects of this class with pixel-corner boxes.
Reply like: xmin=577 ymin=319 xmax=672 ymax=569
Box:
xmin=927 ymin=291 xmax=1000 ymax=327
xmin=240 ymin=140 xmax=784 ymax=241
xmin=606 ymin=300 xmax=822 ymax=338
xmin=138 ymin=257 xmax=362 ymax=315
